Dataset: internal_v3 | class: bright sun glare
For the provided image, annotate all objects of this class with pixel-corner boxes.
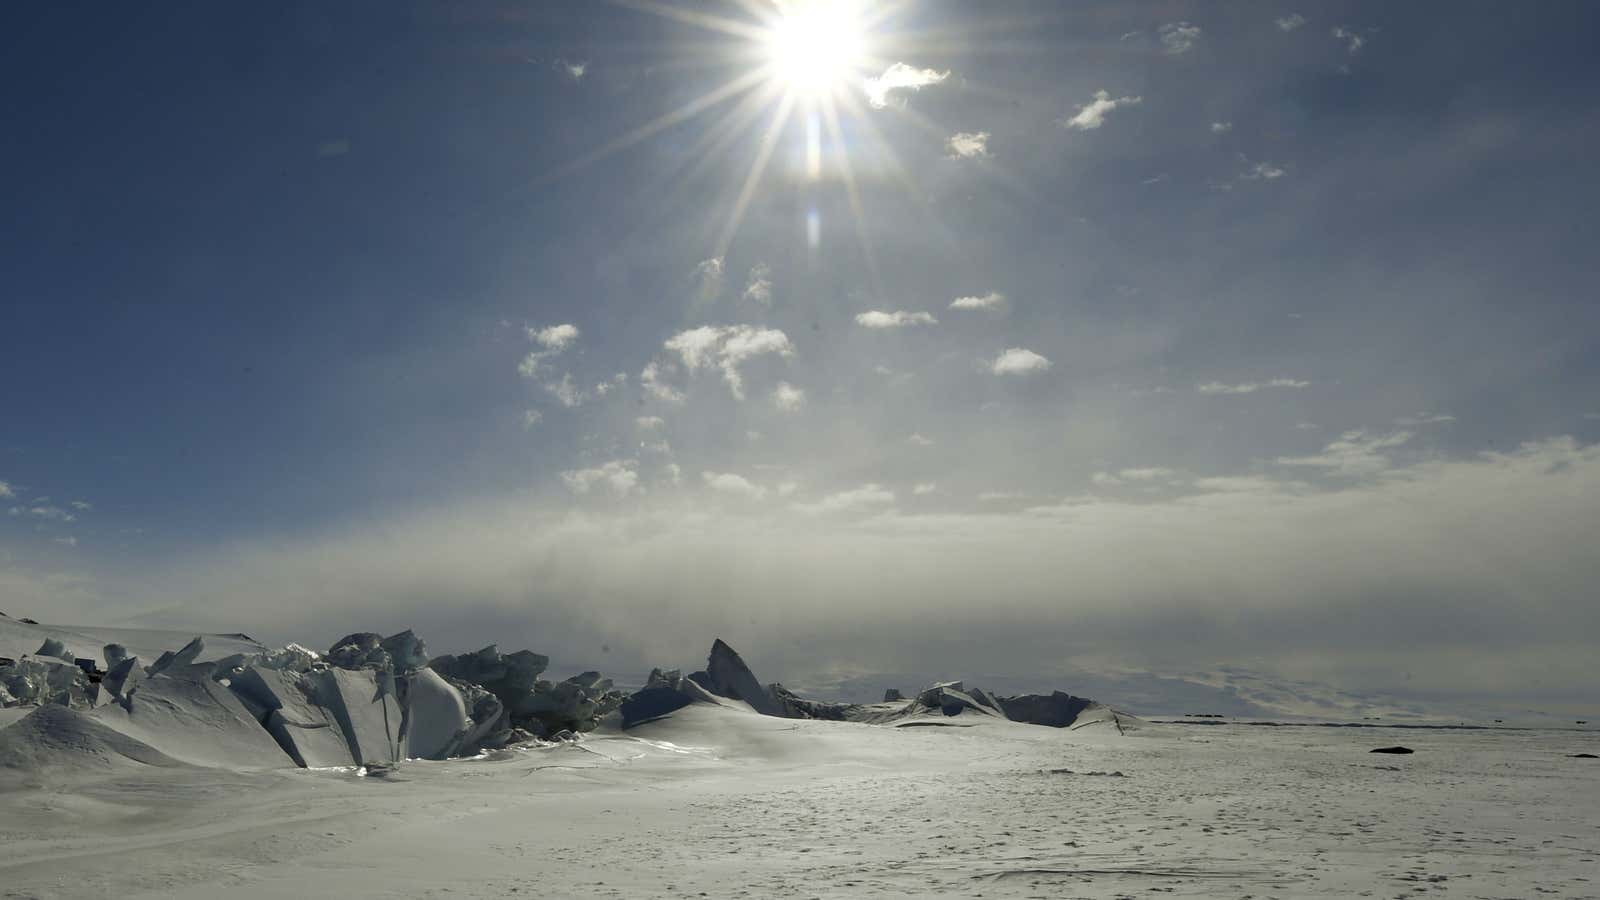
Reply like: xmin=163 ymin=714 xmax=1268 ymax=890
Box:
xmin=764 ymin=1 xmax=867 ymax=99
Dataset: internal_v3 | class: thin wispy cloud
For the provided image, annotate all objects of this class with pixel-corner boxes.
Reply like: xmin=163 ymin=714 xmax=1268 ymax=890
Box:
xmin=742 ymin=263 xmax=773 ymax=306
xmin=556 ymin=58 xmax=588 ymax=81
xmin=1278 ymin=429 xmax=1412 ymax=475
xmin=863 ymin=63 xmax=949 ymax=109
xmin=1240 ymin=159 xmax=1287 ymax=180
xmin=1276 ymin=13 xmax=1308 ymax=32
xmin=544 ymin=373 xmax=584 ymax=408
xmin=560 ymin=459 xmax=640 ymax=496
xmin=517 ymin=323 xmax=582 ymax=410
xmin=1210 ymin=121 xmax=1232 ymax=133
xmin=10 ymin=504 xmax=77 ymax=523
xmin=1196 ymin=378 xmax=1309 ymax=394
xmin=693 ymin=256 xmax=724 ymax=299
xmin=1332 ymin=26 xmax=1365 ymax=54
xmin=793 ymin=483 xmax=895 ymax=515
xmin=1158 ymin=22 xmax=1202 ymax=54
xmin=1062 ymin=90 xmax=1142 ymax=131
xmin=1394 ymin=413 xmax=1456 ymax=426
xmin=946 ymin=131 xmax=991 ymax=159
xmin=640 ymin=361 xmax=685 ymax=405
xmin=702 ymin=471 xmax=766 ymax=500
xmin=771 ymin=381 xmax=806 ymax=412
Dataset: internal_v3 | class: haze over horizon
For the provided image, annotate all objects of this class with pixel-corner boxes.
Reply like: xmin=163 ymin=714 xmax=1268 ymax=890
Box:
xmin=4 ymin=1 xmax=1598 ymax=717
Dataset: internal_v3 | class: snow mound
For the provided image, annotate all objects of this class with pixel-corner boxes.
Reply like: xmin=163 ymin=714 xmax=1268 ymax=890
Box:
xmin=0 ymin=704 xmax=188 ymax=774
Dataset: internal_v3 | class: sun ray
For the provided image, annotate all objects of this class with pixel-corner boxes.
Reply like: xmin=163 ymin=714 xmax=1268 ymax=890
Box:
xmin=607 ymin=0 xmax=772 ymax=43
xmin=527 ymin=68 xmax=769 ymax=192
xmin=716 ymin=90 xmax=798 ymax=257
xmin=818 ymin=94 xmax=886 ymax=301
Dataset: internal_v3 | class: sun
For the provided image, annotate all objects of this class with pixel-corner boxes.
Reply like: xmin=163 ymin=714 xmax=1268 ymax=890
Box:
xmin=762 ymin=1 xmax=869 ymax=100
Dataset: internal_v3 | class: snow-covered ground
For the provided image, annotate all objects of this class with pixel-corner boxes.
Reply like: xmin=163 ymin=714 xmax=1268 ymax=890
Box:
xmin=2 ymin=701 xmax=1595 ymax=899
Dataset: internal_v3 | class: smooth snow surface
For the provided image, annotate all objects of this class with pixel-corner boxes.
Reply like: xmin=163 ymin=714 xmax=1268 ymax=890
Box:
xmin=2 ymin=703 xmax=1596 ymax=898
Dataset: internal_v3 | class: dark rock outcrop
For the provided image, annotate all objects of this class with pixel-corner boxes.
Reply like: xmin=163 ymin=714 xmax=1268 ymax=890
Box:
xmin=688 ymin=639 xmax=785 ymax=717
xmin=995 ymin=691 xmax=1097 ymax=728
xmin=1370 ymin=746 xmax=1414 ymax=754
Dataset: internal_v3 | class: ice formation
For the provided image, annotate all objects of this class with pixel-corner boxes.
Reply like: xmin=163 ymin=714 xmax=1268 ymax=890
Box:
xmin=2 ymin=620 xmax=1129 ymax=776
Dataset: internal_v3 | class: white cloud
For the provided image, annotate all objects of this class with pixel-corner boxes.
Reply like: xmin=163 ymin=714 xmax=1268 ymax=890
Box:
xmin=521 ymin=409 xmax=543 ymax=430
xmin=69 ymin=500 xmax=92 ymax=511
xmin=777 ymin=481 xmax=799 ymax=497
xmin=641 ymin=361 xmax=686 ymax=405
xmin=1276 ymin=13 xmax=1307 ymax=32
xmin=660 ymin=462 xmax=683 ymax=487
xmin=636 ymin=415 xmax=665 ymax=430
xmin=946 ymin=131 xmax=991 ymax=159
xmin=949 ymin=291 xmax=1006 ymax=312
xmin=518 ymin=323 xmax=581 ymax=391
xmin=0 ymin=480 xmax=12 ymax=499
xmin=913 ymin=483 xmax=938 ymax=495
xmin=1332 ymin=26 xmax=1365 ymax=54
xmin=702 ymin=471 xmax=766 ymax=500
xmin=530 ymin=323 xmax=579 ymax=352
xmin=1210 ymin=121 xmax=1232 ymax=133
xmin=662 ymin=325 xmax=795 ymax=399
xmin=863 ymin=62 xmax=950 ymax=109
xmin=1158 ymin=22 xmax=1202 ymax=54
xmin=1278 ymin=429 xmax=1413 ymax=475
xmin=743 ymin=263 xmax=773 ymax=306
xmin=560 ymin=459 xmax=640 ymax=496
xmin=1196 ymin=378 xmax=1309 ymax=395
xmin=856 ymin=310 xmax=937 ymax=329
xmin=908 ymin=433 xmax=934 ymax=447
xmin=771 ymin=382 xmax=805 ymax=412
xmin=990 ymin=348 xmax=1052 ymax=375
xmin=1091 ymin=472 xmax=1123 ymax=488
xmin=979 ymin=491 xmax=1028 ymax=502
xmin=1063 ymin=90 xmax=1142 ymax=131
xmin=793 ymin=484 xmax=896 ymax=515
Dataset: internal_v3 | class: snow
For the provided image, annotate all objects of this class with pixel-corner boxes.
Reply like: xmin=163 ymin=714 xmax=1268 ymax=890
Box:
xmin=1 ymin=701 xmax=1596 ymax=898
xmin=1 ymin=626 xmax=1595 ymax=896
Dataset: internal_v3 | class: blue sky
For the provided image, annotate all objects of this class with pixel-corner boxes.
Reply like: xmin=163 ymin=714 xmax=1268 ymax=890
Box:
xmin=4 ymin=1 xmax=1598 ymax=713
